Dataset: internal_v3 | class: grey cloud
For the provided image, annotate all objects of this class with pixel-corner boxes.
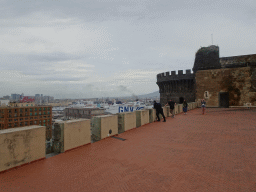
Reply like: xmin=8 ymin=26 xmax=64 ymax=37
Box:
xmin=2 ymin=0 xmax=255 ymax=23
xmin=0 ymin=53 xmax=84 ymax=72
xmin=27 ymin=52 xmax=83 ymax=62
xmin=1 ymin=0 xmax=256 ymax=98
xmin=38 ymin=76 xmax=83 ymax=81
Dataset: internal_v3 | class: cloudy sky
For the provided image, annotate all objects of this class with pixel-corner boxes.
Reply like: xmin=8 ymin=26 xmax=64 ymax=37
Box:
xmin=1 ymin=0 xmax=256 ymax=99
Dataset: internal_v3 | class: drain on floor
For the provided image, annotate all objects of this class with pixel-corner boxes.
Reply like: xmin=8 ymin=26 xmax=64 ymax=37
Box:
xmin=111 ymin=136 xmax=126 ymax=141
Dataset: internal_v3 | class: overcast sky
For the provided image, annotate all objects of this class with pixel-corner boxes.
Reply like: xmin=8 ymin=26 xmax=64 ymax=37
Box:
xmin=1 ymin=0 xmax=256 ymax=99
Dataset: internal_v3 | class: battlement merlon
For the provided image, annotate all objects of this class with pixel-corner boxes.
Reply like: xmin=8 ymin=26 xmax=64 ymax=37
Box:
xmin=156 ymin=69 xmax=195 ymax=83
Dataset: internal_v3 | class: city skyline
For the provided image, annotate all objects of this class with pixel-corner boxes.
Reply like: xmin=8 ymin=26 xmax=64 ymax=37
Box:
xmin=1 ymin=0 xmax=256 ymax=98
xmin=1 ymin=90 xmax=159 ymax=100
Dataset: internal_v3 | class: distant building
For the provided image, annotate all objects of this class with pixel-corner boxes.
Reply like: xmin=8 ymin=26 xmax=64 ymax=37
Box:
xmin=35 ymin=94 xmax=54 ymax=104
xmin=42 ymin=96 xmax=54 ymax=104
xmin=9 ymin=102 xmax=35 ymax=107
xmin=65 ymin=107 xmax=105 ymax=119
xmin=3 ymin=95 xmax=10 ymax=100
xmin=11 ymin=94 xmax=21 ymax=101
xmin=0 ymin=106 xmax=52 ymax=130
xmin=0 ymin=100 xmax=9 ymax=106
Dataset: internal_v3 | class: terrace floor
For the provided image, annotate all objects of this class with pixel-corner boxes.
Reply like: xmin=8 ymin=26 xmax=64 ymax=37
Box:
xmin=1 ymin=108 xmax=256 ymax=192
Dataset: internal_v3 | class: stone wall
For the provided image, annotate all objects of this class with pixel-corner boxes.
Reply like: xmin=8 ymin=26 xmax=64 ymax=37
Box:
xmin=157 ymin=70 xmax=195 ymax=105
xmin=220 ymin=54 xmax=256 ymax=68
xmin=195 ymin=66 xmax=256 ymax=106
xmin=160 ymin=91 xmax=195 ymax=106
xmin=118 ymin=112 xmax=136 ymax=133
xmin=91 ymin=115 xmax=118 ymax=141
xmin=136 ymin=110 xmax=149 ymax=127
xmin=193 ymin=45 xmax=221 ymax=73
xmin=0 ymin=126 xmax=45 ymax=172
xmin=63 ymin=119 xmax=91 ymax=151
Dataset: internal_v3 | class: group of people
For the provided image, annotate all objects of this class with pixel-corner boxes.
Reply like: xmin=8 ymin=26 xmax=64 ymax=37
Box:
xmin=153 ymin=99 xmax=207 ymax=122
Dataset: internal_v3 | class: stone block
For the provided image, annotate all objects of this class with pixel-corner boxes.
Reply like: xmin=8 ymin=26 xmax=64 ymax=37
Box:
xmin=53 ymin=140 xmax=64 ymax=153
xmin=162 ymin=106 xmax=168 ymax=117
xmin=46 ymin=125 xmax=52 ymax=141
xmin=177 ymin=104 xmax=183 ymax=114
xmin=118 ymin=112 xmax=136 ymax=134
xmin=136 ymin=110 xmax=149 ymax=127
xmin=0 ymin=126 xmax=46 ymax=172
xmin=91 ymin=115 xmax=118 ymax=141
xmin=171 ymin=71 xmax=176 ymax=75
xmin=63 ymin=119 xmax=91 ymax=151
xmin=149 ymin=109 xmax=156 ymax=123
xmin=53 ymin=123 xmax=64 ymax=142
xmin=53 ymin=123 xmax=64 ymax=153
xmin=187 ymin=103 xmax=191 ymax=111
xmin=46 ymin=142 xmax=53 ymax=154
xmin=166 ymin=106 xmax=170 ymax=117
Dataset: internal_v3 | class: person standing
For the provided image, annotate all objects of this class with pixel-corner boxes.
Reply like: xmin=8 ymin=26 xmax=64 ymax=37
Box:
xmin=165 ymin=99 xmax=176 ymax=118
xmin=201 ymin=99 xmax=206 ymax=115
xmin=183 ymin=99 xmax=188 ymax=114
xmin=153 ymin=101 xmax=166 ymax=122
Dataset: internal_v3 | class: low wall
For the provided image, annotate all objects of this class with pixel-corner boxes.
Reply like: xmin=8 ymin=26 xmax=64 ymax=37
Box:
xmin=177 ymin=104 xmax=182 ymax=114
xmin=149 ymin=109 xmax=156 ymax=123
xmin=188 ymin=103 xmax=192 ymax=111
xmin=0 ymin=126 xmax=46 ymax=172
xmin=53 ymin=119 xmax=91 ymax=153
xmin=118 ymin=112 xmax=136 ymax=133
xmin=53 ymin=123 xmax=64 ymax=153
xmin=163 ymin=106 xmax=168 ymax=118
xmin=136 ymin=110 xmax=149 ymax=127
xmin=92 ymin=115 xmax=118 ymax=140
xmin=63 ymin=119 xmax=91 ymax=151
xmin=166 ymin=106 xmax=170 ymax=117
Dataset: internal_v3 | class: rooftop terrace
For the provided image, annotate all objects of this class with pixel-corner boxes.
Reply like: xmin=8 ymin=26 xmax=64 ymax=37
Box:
xmin=0 ymin=108 xmax=256 ymax=191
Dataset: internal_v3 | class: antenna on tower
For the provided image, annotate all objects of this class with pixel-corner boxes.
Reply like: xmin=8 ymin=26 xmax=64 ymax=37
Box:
xmin=211 ymin=34 xmax=213 ymax=45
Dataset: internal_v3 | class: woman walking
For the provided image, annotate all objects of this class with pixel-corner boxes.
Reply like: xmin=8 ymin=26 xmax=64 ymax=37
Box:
xmin=201 ymin=99 xmax=206 ymax=114
xmin=183 ymin=99 xmax=188 ymax=114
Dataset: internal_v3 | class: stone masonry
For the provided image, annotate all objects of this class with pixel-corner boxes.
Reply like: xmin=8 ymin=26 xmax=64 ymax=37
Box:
xmin=156 ymin=70 xmax=195 ymax=105
xmin=157 ymin=45 xmax=256 ymax=107
xmin=195 ymin=67 xmax=256 ymax=107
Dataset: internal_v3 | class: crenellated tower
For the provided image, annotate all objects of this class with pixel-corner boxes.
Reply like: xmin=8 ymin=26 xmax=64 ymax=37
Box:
xmin=156 ymin=69 xmax=195 ymax=105
xmin=157 ymin=45 xmax=256 ymax=107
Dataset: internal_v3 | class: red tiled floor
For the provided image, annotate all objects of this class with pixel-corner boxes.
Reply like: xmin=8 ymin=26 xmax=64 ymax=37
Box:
xmin=1 ymin=108 xmax=256 ymax=192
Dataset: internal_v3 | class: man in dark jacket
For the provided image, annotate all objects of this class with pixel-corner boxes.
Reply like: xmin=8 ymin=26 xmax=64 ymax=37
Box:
xmin=153 ymin=101 xmax=166 ymax=122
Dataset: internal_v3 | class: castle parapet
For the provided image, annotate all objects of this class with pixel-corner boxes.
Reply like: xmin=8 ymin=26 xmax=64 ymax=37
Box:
xmin=178 ymin=70 xmax=183 ymax=75
xmin=157 ymin=69 xmax=194 ymax=83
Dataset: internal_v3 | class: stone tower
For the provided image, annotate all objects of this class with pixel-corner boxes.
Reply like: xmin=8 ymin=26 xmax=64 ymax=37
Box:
xmin=193 ymin=45 xmax=221 ymax=73
xmin=156 ymin=70 xmax=195 ymax=105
